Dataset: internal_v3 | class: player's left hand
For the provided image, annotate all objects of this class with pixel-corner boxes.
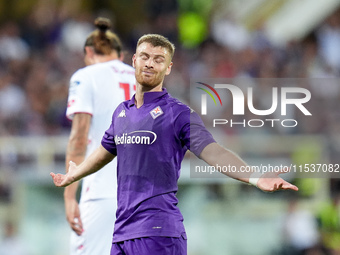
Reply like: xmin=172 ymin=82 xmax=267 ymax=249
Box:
xmin=256 ymin=168 xmax=298 ymax=192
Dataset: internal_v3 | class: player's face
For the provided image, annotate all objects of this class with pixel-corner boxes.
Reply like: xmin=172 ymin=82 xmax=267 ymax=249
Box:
xmin=133 ymin=42 xmax=172 ymax=89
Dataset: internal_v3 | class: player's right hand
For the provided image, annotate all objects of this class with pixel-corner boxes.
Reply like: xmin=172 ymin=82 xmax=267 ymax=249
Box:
xmin=50 ymin=161 xmax=77 ymax=187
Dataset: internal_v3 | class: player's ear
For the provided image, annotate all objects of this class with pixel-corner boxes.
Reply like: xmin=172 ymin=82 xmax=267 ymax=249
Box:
xmin=165 ymin=62 xmax=173 ymax=75
xmin=132 ymin=54 xmax=136 ymax=68
xmin=84 ymin=46 xmax=95 ymax=58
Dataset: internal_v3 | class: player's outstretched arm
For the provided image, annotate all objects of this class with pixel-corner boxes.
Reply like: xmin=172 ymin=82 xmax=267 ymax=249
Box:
xmin=50 ymin=145 xmax=115 ymax=187
xmin=199 ymin=143 xmax=298 ymax=192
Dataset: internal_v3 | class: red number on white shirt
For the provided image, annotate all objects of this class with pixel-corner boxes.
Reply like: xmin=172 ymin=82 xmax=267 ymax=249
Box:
xmin=119 ymin=82 xmax=136 ymax=100
xmin=119 ymin=83 xmax=130 ymax=100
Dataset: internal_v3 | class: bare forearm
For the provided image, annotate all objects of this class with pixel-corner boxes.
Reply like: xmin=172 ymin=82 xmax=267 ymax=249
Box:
xmin=200 ymin=143 xmax=252 ymax=183
xmin=51 ymin=112 xmax=115 ymax=187
xmin=71 ymin=145 xmax=114 ymax=182
xmin=64 ymin=113 xmax=91 ymax=196
xmin=199 ymin=143 xmax=299 ymax=192
xmin=64 ymin=130 xmax=87 ymax=198
xmin=65 ymin=127 xmax=88 ymax=170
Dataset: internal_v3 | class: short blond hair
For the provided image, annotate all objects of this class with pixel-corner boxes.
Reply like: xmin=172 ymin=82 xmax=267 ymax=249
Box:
xmin=137 ymin=34 xmax=175 ymax=59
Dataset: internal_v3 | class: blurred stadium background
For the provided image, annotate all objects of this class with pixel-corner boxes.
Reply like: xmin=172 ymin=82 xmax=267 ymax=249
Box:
xmin=1 ymin=0 xmax=340 ymax=254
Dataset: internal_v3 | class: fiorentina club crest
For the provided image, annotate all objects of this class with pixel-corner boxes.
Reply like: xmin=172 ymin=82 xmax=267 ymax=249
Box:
xmin=150 ymin=106 xmax=163 ymax=119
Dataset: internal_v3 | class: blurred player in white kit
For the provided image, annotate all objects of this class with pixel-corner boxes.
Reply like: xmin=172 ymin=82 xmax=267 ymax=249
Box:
xmin=64 ymin=17 xmax=135 ymax=254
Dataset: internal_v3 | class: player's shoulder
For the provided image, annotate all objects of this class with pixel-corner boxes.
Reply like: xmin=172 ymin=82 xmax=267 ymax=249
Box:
xmin=80 ymin=61 xmax=110 ymax=74
xmin=73 ymin=60 xmax=134 ymax=77
xmin=112 ymin=99 xmax=131 ymax=118
xmin=111 ymin=60 xmax=135 ymax=72
xmin=104 ymin=60 xmax=135 ymax=76
xmin=70 ymin=66 xmax=88 ymax=80
xmin=70 ymin=63 xmax=104 ymax=83
xmin=164 ymin=93 xmax=193 ymax=115
xmin=115 ymin=95 xmax=133 ymax=109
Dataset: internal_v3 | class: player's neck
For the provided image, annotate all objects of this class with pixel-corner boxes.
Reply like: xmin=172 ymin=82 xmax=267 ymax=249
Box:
xmin=135 ymin=83 xmax=162 ymax=108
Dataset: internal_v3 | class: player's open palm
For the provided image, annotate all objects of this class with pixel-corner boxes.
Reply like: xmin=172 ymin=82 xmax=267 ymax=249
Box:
xmin=256 ymin=169 xmax=298 ymax=192
xmin=50 ymin=161 xmax=77 ymax=187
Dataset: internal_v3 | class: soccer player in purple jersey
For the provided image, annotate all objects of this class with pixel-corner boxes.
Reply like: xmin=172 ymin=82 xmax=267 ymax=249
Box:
xmin=51 ymin=34 xmax=298 ymax=255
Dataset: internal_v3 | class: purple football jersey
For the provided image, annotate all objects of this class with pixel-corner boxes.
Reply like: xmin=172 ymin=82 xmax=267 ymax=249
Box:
xmin=102 ymin=89 xmax=215 ymax=242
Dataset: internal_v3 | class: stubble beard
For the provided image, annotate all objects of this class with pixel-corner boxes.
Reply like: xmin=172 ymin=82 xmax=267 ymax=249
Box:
xmin=136 ymin=70 xmax=162 ymax=89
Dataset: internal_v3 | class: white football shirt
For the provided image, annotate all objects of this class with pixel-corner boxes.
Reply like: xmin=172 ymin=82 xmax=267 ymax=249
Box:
xmin=66 ymin=59 xmax=135 ymax=201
